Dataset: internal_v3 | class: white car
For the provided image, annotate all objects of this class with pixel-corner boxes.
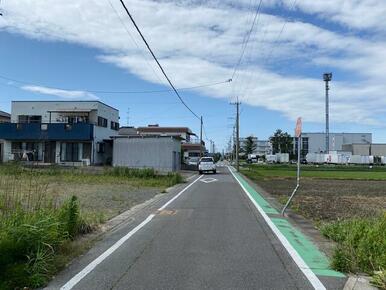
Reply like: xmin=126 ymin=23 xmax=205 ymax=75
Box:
xmin=198 ymin=157 xmax=216 ymax=174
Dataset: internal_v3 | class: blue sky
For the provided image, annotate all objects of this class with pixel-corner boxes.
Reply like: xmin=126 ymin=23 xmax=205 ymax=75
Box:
xmin=1 ymin=0 xmax=386 ymax=151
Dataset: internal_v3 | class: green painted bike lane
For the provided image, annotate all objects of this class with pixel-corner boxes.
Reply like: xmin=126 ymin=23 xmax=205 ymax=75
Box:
xmin=232 ymin=169 xmax=344 ymax=278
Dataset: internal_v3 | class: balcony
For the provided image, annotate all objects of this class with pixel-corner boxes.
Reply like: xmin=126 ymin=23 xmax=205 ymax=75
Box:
xmin=0 ymin=123 xmax=94 ymax=141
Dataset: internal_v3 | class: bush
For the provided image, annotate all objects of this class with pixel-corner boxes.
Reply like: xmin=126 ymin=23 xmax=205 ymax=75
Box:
xmin=0 ymin=194 xmax=86 ymax=289
xmin=108 ymin=167 xmax=157 ymax=178
xmin=321 ymin=214 xmax=386 ymax=274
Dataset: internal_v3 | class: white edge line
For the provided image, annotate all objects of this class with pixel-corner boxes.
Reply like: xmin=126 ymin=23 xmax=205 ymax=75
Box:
xmin=227 ymin=166 xmax=326 ymax=290
xmin=158 ymin=174 xmax=203 ymax=210
xmin=60 ymin=174 xmax=203 ymax=290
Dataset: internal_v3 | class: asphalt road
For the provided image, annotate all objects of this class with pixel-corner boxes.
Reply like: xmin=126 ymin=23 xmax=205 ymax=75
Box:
xmin=47 ymin=167 xmax=345 ymax=290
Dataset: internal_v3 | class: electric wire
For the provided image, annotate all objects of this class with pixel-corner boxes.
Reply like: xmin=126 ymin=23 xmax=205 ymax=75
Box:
xmin=231 ymin=0 xmax=263 ymax=81
xmin=241 ymin=0 xmax=298 ymax=103
xmin=118 ymin=0 xmax=200 ymax=120
xmin=0 ymin=74 xmax=231 ymax=94
xmin=106 ymin=0 xmax=166 ymax=86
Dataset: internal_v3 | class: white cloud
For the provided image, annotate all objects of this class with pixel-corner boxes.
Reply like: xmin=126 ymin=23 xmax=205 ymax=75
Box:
xmin=21 ymin=85 xmax=99 ymax=100
xmin=1 ymin=0 xmax=386 ymax=127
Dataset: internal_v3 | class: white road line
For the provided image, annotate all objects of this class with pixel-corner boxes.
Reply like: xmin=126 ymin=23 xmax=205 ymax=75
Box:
xmin=158 ymin=174 xmax=203 ymax=210
xmin=228 ymin=166 xmax=326 ymax=290
xmin=60 ymin=174 xmax=203 ymax=290
xmin=186 ymin=174 xmax=199 ymax=181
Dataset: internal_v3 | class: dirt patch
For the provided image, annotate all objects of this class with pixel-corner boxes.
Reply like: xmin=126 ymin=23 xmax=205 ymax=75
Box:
xmin=256 ymin=178 xmax=386 ymax=221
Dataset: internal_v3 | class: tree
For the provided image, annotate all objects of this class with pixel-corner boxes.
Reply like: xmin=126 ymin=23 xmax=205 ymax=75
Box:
xmin=269 ymin=129 xmax=293 ymax=154
xmin=243 ymin=136 xmax=257 ymax=155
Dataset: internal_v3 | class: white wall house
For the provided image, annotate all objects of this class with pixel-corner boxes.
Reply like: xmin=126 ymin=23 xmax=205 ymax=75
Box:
xmin=0 ymin=101 xmax=119 ymax=165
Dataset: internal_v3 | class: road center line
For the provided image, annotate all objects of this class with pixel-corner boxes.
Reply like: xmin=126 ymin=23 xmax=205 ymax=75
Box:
xmin=60 ymin=174 xmax=203 ymax=290
xmin=228 ymin=166 xmax=327 ymax=290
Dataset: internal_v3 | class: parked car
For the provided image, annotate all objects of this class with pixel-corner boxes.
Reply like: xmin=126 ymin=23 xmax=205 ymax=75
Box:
xmin=188 ymin=157 xmax=200 ymax=166
xmin=198 ymin=157 xmax=216 ymax=174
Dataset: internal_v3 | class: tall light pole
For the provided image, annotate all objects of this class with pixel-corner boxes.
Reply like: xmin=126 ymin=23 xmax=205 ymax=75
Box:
xmin=323 ymin=73 xmax=332 ymax=153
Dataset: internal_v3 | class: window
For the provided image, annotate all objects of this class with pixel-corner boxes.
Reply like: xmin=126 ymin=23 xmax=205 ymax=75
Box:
xmin=110 ymin=121 xmax=119 ymax=131
xmin=18 ymin=115 xmax=42 ymax=123
xmin=61 ymin=142 xmax=79 ymax=162
xmin=41 ymin=124 xmax=48 ymax=131
xmin=82 ymin=143 xmax=92 ymax=159
xmin=98 ymin=116 xmax=108 ymax=127
xmin=96 ymin=142 xmax=105 ymax=153
xmin=65 ymin=124 xmax=72 ymax=130
xmin=302 ymin=137 xmax=309 ymax=155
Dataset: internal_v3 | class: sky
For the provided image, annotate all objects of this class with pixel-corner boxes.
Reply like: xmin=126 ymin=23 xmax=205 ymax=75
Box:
xmin=1 ymin=0 xmax=386 ymax=151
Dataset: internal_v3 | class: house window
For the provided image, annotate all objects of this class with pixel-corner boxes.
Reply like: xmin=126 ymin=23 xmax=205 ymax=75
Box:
xmin=110 ymin=121 xmax=119 ymax=131
xmin=61 ymin=142 xmax=80 ymax=162
xmin=96 ymin=142 xmax=105 ymax=153
xmin=97 ymin=116 xmax=108 ymax=127
xmin=18 ymin=115 xmax=42 ymax=123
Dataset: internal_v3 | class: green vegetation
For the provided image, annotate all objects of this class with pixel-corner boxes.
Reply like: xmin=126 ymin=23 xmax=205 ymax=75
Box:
xmin=241 ymin=164 xmax=386 ymax=180
xmin=0 ymin=189 xmax=87 ymax=289
xmin=269 ymin=129 xmax=293 ymax=155
xmin=240 ymin=162 xmax=386 ymax=284
xmin=372 ymin=270 xmax=386 ymax=290
xmin=0 ymin=163 xmax=184 ymax=289
xmin=321 ymin=214 xmax=386 ymax=288
xmin=242 ymin=135 xmax=257 ymax=155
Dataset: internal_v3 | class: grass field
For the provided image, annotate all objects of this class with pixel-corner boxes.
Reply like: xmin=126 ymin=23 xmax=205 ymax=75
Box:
xmin=241 ymin=164 xmax=386 ymax=220
xmin=241 ymin=163 xmax=386 ymax=283
xmin=0 ymin=163 xmax=184 ymax=289
xmin=242 ymin=164 xmax=386 ymax=180
xmin=0 ymin=164 xmax=183 ymax=220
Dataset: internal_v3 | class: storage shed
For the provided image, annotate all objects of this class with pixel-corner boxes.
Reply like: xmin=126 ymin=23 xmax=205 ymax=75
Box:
xmin=112 ymin=135 xmax=181 ymax=172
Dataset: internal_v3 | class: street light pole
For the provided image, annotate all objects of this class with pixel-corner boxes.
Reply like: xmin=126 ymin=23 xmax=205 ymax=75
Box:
xmin=323 ymin=73 xmax=332 ymax=154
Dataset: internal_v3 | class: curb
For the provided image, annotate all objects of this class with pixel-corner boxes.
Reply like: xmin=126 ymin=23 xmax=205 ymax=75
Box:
xmin=344 ymin=276 xmax=378 ymax=290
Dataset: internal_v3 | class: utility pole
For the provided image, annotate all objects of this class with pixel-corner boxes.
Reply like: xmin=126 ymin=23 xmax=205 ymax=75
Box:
xmin=323 ymin=73 xmax=332 ymax=153
xmin=231 ymin=97 xmax=241 ymax=171
xmin=200 ymin=116 xmax=203 ymax=158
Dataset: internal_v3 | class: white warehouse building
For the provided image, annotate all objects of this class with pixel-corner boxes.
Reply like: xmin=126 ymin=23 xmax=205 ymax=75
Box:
xmin=296 ymin=132 xmax=372 ymax=155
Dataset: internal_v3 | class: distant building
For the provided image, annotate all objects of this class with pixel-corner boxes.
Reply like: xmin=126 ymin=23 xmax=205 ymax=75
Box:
xmin=118 ymin=126 xmax=138 ymax=136
xmin=0 ymin=110 xmax=10 ymax=123
xmin=137 ymin=124 xmax=205 ymax=163
xmin=240 ymin=136 xmax=272 ymax=156
xmin=342 ymin=143 xmax=386 ymax=157
xmin=0 ymin=101 xmax=119 ymax=165
xmin=112 ymin=135 xmax=181 ymax=172
xmin=296 ymin=132 xmax=372 ymax=155
xmin=137 ymin=124 xmax=195 ymax=142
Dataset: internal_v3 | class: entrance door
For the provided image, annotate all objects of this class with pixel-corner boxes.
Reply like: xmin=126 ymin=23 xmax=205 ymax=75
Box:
xmin=44 ymin=142 xmax=56 ymax=163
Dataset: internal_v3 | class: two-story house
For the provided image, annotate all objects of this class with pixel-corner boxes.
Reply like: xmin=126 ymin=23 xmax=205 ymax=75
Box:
xmin=0 ymin=101 xmax=119 ymax=165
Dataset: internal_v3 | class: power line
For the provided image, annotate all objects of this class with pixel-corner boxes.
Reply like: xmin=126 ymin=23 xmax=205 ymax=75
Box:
xmin=0 ymin=74 xmax=231 ymax=94
xmin=118 ymin=0 xmax=200 ymax=120
xmin=106 ymin=0 xmax=166 ymax=86
xmin=231 ymin=0 xmax=264 ymax=81
xmin=241 ymin=0 xmax=298 ymax=103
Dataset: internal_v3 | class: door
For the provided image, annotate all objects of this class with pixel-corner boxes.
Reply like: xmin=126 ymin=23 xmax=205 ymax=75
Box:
xmin=44 ymin=142 xmax=56 ymax=163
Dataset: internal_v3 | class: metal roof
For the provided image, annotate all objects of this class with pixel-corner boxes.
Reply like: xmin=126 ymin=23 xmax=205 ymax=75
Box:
xmin=0 ymin=110 xmax=10 ymax=118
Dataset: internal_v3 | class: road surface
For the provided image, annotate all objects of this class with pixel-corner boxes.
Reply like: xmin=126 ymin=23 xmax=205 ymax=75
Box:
xmin=47 ymin=166 xmax=346 ymax=290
